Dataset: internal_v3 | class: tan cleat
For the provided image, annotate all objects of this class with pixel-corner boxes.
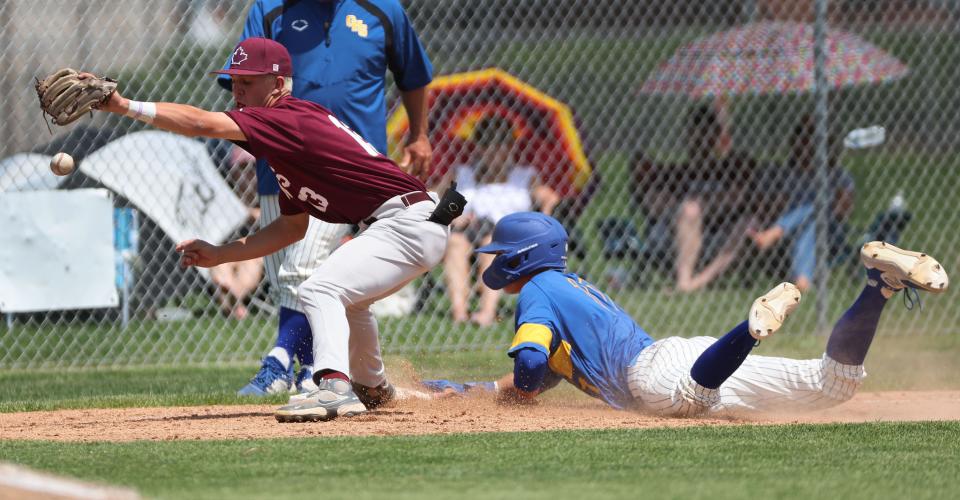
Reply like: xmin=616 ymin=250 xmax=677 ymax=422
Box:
xmin=748 ymin=282 xmax=802 ymax=340
xmin=861 ymin=241 xmax=949 ymax=293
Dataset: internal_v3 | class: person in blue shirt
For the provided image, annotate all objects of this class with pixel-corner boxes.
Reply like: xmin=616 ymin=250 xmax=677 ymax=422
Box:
xmin=220 ymin=0 xmax=434 ymax=399
xmin=426 ymin=212 xmax=947 ymax=415
xmin=749 ymin=115 xmax=855 ymax=292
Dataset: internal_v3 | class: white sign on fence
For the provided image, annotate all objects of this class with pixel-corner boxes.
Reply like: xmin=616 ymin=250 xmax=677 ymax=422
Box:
xmin=0 ymin=189 xmax=118 ymax=312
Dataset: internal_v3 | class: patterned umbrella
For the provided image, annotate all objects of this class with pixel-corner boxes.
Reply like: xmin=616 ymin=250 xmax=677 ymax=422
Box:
xmin=387 ymin=68 xmax=592 ymax=197
xmin=640 ymin=21 xmax=909 ymax=97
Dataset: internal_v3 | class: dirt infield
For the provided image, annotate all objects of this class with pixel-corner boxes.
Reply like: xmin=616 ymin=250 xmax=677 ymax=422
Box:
xmin=2 ymin=390 xmax=958 ymax=442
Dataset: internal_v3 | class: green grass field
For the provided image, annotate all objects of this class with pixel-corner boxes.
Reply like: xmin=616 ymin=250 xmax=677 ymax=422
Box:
xmin=2 ymin=423 xmax=958 ymax=500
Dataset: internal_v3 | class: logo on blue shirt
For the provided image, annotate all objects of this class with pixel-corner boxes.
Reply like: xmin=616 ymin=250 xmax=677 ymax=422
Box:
xmin=291 ymin=19 xmax=309 ymax=32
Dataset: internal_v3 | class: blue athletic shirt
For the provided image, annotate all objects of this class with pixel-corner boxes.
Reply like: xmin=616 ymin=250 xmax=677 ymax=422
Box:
xmin=219 ymin=0 xmax=433 ymax=195
xmin=508 ymin=270 xmax=655 ymax=409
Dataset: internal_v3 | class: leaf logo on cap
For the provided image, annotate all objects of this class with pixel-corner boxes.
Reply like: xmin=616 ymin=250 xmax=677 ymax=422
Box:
xmin=231 ymin=47 xmax=249 ymax=66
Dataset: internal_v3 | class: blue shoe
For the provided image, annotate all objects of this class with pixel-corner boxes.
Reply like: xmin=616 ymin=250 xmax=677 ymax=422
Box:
xmin=237 ymin=357 xmax=293 ymax=396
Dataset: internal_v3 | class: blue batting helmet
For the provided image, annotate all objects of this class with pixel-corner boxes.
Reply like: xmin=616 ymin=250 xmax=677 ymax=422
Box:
xmin=475 ymin=212 xmax=568 ymax=290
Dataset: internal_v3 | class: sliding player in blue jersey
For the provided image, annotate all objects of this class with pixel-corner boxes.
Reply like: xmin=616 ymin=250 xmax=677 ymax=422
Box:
xmin=426 ymin=212 xmax=948 ymax=415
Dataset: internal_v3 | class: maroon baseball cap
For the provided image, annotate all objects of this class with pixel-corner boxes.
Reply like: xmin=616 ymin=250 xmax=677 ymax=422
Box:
xmin=211 ymin=37 xmax=293 ymax=77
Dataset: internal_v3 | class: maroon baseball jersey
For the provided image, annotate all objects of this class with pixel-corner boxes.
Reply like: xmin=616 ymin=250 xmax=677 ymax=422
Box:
xmin=225 ymin=96 xmax=426 ymax=224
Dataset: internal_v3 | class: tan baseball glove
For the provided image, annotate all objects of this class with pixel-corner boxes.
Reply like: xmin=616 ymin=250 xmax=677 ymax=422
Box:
xmin=35 ymin=68 xmax=117 ymax=126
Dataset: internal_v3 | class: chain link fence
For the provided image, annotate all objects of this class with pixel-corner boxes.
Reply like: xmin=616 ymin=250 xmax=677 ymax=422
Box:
xmin=1 ymin=0 xmax=957 ymax=369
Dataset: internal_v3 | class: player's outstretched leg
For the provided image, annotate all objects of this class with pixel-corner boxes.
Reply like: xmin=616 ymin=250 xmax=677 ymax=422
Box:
xmin=825 ymin=241 xmax=948 ymax=365
xmin=702 ymin=241 xmax=948 ymax=414
xmin=681 ymin=283 xmax=802 ymax=411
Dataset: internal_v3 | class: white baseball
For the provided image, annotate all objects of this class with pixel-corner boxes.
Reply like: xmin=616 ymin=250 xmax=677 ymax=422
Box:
xmin=50 ymin=152 xmax=75 ymax=176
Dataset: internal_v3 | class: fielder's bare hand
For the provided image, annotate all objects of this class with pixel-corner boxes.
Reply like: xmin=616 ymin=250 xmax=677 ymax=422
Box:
xmin=399 ymin=135 xmax=432 ymax=181
xmin=176 ymin=239 xmax=222 ymax=268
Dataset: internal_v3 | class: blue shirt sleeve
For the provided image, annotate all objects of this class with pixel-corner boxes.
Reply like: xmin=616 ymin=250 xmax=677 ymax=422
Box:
xmin=515 ymin=284 xmax=556 ymax=332
xmin=513 ymin=347 xmax=548 ymax=393
xmin=386 ymin=3 xmax=433 ymax=91
xmin=217 ymin=1 xmax=268 ymax=91
xmin=775 ymin=203 xmax=815 ymax=233
xmin=507 ymin=285 xmax=557 ymax=357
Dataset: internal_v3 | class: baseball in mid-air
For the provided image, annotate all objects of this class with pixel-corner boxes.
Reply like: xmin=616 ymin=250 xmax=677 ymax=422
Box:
xmin=50 ymin=152 xmax=75 ymax=176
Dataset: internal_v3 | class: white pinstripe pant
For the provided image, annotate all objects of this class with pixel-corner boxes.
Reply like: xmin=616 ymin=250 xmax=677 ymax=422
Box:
xmin=627 ymin=336 xmax=866 ymax=417
xmin=259 ymin=194 xmax=351 ymax=312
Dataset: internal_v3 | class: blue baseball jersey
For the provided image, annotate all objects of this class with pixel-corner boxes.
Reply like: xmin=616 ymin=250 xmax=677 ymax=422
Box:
xmin=219 ymin=0 xmax=433 ymax=195
xmin=508 ymin=270 xmax=655 ymax=409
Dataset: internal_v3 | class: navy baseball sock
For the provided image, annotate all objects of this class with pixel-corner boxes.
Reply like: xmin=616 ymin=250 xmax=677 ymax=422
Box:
xmin=268 ymin=307 xmax=310 ymax=370
xmin=293 ymin=314 xmax=315 ymax=368
xmin=690 ymin=321 xmax=757 ymax=389
xmin=825 ymin=275 xmax=889 ymax=365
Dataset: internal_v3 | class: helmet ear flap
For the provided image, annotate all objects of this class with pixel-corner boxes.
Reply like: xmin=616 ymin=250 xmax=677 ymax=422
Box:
xmin=482 ymin=252 xmax=521 ymax=290
xmin=505 ymin=254 xmax=525 ymax=269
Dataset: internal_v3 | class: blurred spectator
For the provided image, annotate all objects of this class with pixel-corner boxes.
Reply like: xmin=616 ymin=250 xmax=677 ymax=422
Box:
xmin=187 ymin=1 xmax=229 ymax=48
xmin=440 ymin=116 xmax=560 ymax=326
xmin=634 ymin=102 xmax=757 ymax=292
xmin=674 ymin=103 xmax=757 ymax=292
xmin=748 ymin=114 xmax=854 ymax=291
xmin=209 ymin=217 xmax=263 ymax=320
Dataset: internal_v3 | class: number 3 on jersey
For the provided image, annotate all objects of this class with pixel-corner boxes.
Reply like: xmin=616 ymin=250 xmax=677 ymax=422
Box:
xmin=328 ymin=114 xmax=379 ymax=156
xmin=275 ymin=172 xmax=330 ymax=212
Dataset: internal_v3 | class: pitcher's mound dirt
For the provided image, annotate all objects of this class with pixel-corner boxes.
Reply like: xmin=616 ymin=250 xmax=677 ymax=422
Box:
xmin=2 ymin=390 xmax=957 ymax=442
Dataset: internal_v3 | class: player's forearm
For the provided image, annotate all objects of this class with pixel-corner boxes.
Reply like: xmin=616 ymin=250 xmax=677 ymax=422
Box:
xmin=152 ymin=102 xmax=226 ymax=138
xmin=401 ymin=87 xmax=429 ymax=142
xmin=109 ymin=97 xmax=243 ymax=141
xmin=219 ymin=214 xmax=307 ymax=263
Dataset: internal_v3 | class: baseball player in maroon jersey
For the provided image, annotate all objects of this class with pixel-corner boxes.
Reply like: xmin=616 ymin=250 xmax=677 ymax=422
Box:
xmin=94 ymin=37 xmax=462 ymax=422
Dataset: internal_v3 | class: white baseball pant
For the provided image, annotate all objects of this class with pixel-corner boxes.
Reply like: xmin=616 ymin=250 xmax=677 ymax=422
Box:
xmin=297 ymin=192 xmax=449 ymax=387
xmin=627 ymin=336 xmax=866 ymax=416
xmin=259 ymin=194 xmax=351 ymax=311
